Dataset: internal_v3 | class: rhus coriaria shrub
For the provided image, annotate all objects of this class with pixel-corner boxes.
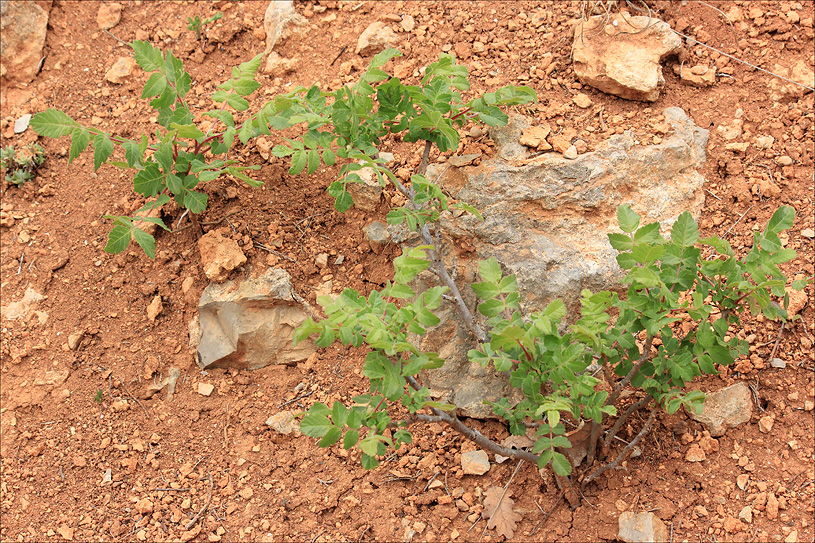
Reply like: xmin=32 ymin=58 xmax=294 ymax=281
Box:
xmin=32 ymin=42 xmax=808 ymax=504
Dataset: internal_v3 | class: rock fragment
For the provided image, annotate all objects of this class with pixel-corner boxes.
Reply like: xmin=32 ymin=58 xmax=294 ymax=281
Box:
xmin=356 ymin=22 xmax=400 ymax=56
xmin=0 ymin=0 xmax=49 ymax=91
xmin=198 ymin=230 xmax=247 ymax=283
xmin=96 ymin=3 xmax=123 ymax=30
xmin=572 ymin=14 xmax=682 ymax=101
xmin=105 ymin=57 xmax=138 ymax=84
xmin=618 ymin=511 xmax=668 ymax=542
xmin=689 ymin=382 xmax=752 ymax=437
xmin=363 ymin=221 xmax=390 ymax=254
xmin=461 ymin=450 xmax=490 ymax=475
xmin=196 ymin=267 xmax=316 ymax=370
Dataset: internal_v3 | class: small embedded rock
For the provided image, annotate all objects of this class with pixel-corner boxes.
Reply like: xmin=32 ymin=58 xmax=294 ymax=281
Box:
xmin=198 ymin=230 xmax=246 ymax=283
xmin=197 ymin=383 xmax=215 ymax=397
xmin=266 ymin=410 xmax=300 ymax=435
xmin=461 ymin=450 xmax=490 ymax=475
xmin=770 ymin=358 xmax=786 ymax=369
xmin=400 ymin=15 xmax=415 ymax=32
xmin=573 ymin=93 xmax=593 ymax=109
xmin=685 ymin=443 xmax=706 ymax=462
xmin=518 ymin=125 xmax=551 ymax=150
xmin=362 ymin=221 xmax=390 ymax=254
xmin=105 ymin=57 xmax=138 ymax=84
xmin=618 ymin=511 xmax=669 ymax=542
xmin=758 ymin=415 xmax=774 ymax=433
xmin=135 ymin=498 xmax=153 ymax=515
xmin=689 ymin=382 xmax=752 ymax=437
xmin=67 ymin=331 xmax=84 ymax=351
xmin=146 ymin=295 xmax=163 ymax=321
xmin=96 ymin=2 xmax=123 ymax=30
xmin=563 ymin=145 xmax=578 ymax=159
xmin=356 ymin=22 xmax=400 ymax=56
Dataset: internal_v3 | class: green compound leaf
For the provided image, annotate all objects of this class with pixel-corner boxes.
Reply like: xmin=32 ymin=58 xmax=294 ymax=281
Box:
xmin=183 ymin=190 xmax=208 ymax=214
xmin=300 ymin=412 xmax=332 ymax=439
xmin=479 ymin=257 xmax=503 ymax=283
xmin=551 ymin=451 xmax=572 ymax=476
xmin=141 ymin=72 xmax=167 ymax=99
xmin=131 ymin=226 xmax=157 ymax=260
xmin=104 ymin=223 xmax=133 ymax=255
xmin=92 ymin=133 xmax=114 ymax=171
xmin=617 ymin=204 xmax=640 ymax=233
xmin=671 ymin=211 xmax=699 ymax=248
xmin=318 ymin=426 xmax=342 ymax=447
xmin=30 ymin=109 xmax=81 ymax=138
xmin=133 ymin=162 xmax=163 ymax=196
xmin=132 ymin=40 xmax=163 ymax=72
xmin=68 ymin=127 xmax=90 ymax=164
xmin=764 ymin=205 xmax=795 ymax=235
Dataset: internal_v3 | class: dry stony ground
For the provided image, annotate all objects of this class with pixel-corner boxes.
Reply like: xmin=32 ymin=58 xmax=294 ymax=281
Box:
xmin=0 ymin=1 xmax=813 ymax=542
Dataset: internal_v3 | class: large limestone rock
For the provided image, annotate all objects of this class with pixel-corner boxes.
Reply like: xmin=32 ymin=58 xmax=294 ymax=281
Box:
xmin=398 ymin=108 xmax=708 ymax=417
xmin=196 ymin=267 xmax=316 ymax=370
xmin=0 ymin=0 xmax=50 ymax=91
xmin=573 ymin=14 xmax=682 ymax=102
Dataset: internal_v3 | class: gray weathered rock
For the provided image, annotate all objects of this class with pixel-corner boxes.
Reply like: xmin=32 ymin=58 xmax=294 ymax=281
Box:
xmin=196 ymin=267 xmax=316 ymax=370
xmin=0 ymin=0 xmax=50 ymax=90
xmin=618 ymin=511 xmax=669 ymax=542
xmin=406 ymin=108 xmax=708 ymax=417
xmin=573 ymin=14 xmax=682 ymax=101
xmin=263 ymin=0 xmax=306 ymax=56
xmin=363 ymin=221 xmax=390 ymax=254
xmin=690 ymin=382 xmax=752 ymax=437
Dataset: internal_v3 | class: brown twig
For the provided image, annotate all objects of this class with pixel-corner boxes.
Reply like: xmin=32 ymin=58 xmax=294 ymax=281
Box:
xmin=603 ymin=396 xmax=653 ymax=454
xmin=581 ymin=406 xmax=657 ymax=490
xmin=607 ymin=335 xmax=654 ymax=407
xmin=185 ymin=473 xmax=213 ymax=530
xmin=530 ymin=489 xmax=566 ymax=536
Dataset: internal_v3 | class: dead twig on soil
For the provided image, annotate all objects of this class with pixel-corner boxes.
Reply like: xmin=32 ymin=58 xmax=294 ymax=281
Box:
xmin=530 ymin=489 xmax=566 ymax=536
xmin=185 ymin=472 xmax=213 ymax=530
xmin=766 ymin=320 xmax=786 ymax=365
xmin=671 ymin=29 xmax=815 ymax=92
xmin=278 ymin=389 xmax=314 ymax=408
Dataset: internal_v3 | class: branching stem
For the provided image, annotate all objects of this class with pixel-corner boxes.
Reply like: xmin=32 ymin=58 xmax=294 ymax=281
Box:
xmin=581 ymin=406 xmax=657 ymax=490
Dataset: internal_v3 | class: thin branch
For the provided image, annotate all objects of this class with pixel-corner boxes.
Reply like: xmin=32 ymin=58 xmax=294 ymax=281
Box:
xmin=418 ymin=140 xmax=432 ymax=175
xmin=606 ymin=334 xmax=654 ymax=407
xmin=581 ymin=406 xmax=657 ymax=490
xmin=404 ymin=375 xmax=539 ymax=464
xmin=386 ymin=413 xmax=446 ymax=428
xmin=602 ymin=396 xmax=653 ymax=454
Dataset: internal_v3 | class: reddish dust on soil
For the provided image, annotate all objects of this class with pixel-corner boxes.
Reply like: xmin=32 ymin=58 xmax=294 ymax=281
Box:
xmin=1 ymin=2 xmax=813 ymax=542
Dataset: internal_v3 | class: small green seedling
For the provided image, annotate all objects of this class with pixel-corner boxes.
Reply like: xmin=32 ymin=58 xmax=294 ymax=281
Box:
xmin=1 ymin=143 xmax=45 ymax=187
xmin=186 ymin=12 xmax=223 ymax=42
xmin=94 ymin=389 xmax=104 ymax=403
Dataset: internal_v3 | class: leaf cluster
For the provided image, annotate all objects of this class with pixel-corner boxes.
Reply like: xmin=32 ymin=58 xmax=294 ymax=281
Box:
xmin=297 ymin=205 xmax=805 ymax=477
xmin=1 ymin=143 xmax=45 ymax=187
xmin=31 ymin=41 xmax=265 ymax=258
